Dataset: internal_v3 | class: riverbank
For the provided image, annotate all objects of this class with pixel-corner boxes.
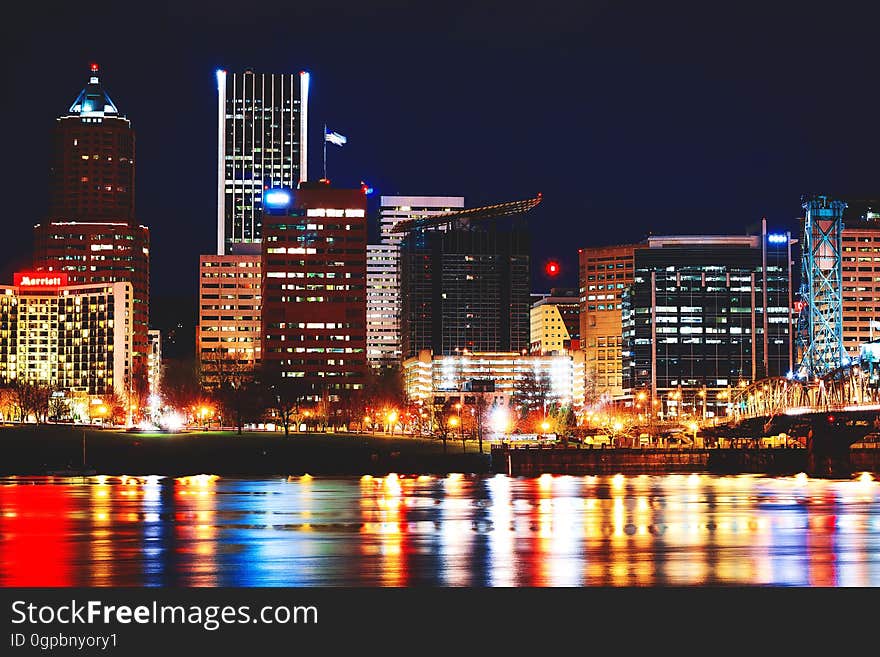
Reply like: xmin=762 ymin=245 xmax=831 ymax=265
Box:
xmin=0 ymin=424 xmax=490 ymax=476
xmin=493 ymin=444 xmax=880 ymax=476
xmin=4 ymin=424 xmax=880 ymax=477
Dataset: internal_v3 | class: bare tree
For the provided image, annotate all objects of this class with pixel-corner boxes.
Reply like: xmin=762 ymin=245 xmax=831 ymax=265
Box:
xmin=0 ymin=387 xmax=16 ymax=421
xmin=261 ymin=365 xmax=310 ymax=436
xmin=48 ymin=390 xmax=69 ymax=422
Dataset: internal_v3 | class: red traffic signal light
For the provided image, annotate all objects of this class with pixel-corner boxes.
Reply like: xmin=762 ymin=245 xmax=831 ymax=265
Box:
xmin=545 ymin=260 xmax=560 ymax=277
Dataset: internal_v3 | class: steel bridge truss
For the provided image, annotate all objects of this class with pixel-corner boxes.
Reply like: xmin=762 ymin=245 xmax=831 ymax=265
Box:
xmin=798 ymin=195 xmax=847 ymax=378
xmin=729 ymin=363 xmax=880 ymax=423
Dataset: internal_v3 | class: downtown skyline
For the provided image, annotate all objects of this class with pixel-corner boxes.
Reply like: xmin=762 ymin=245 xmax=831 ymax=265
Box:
xmin=1 ymin=1 xmax=879 ymax=337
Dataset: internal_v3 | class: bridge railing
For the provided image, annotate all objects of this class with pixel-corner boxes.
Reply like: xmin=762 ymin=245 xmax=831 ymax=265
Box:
xmin=727 ymin=363 xmax=880 ymax=423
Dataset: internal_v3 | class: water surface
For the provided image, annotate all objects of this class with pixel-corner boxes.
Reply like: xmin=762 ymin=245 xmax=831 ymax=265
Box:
xmin=1 ymin=473 xmax=879 ymax=586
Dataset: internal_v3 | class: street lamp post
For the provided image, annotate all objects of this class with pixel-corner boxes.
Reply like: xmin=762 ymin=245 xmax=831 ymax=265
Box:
xmin=447 ymin=415 xmax=458 ymax=454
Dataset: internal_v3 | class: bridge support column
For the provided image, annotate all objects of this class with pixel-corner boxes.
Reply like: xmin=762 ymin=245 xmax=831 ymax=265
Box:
xmin=807 ymin=427 xmax=852 ymax=478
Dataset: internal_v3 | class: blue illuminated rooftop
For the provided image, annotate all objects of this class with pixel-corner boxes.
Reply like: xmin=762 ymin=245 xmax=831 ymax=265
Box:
xmin=67 ymin=63 xmax=120 ymax=117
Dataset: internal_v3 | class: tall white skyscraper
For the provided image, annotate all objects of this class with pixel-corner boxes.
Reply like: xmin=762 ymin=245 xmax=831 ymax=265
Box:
xmin=367 ymin=196 xmax=465 ymax=369
xmin=216 ymin=69 xmax=310 ymax=255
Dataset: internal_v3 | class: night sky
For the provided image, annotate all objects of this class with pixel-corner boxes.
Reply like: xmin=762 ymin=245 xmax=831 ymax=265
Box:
xmin=1 ymin=1 xmax=879 ymax=354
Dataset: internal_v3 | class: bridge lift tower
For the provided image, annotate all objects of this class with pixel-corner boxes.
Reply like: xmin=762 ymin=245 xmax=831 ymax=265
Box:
xmin=797 ymin=194 xmax=847 ymax=378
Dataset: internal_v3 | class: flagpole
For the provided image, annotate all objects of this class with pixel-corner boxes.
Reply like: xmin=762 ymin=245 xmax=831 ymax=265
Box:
xmin=323 ymin=122 xmax=327 ymax=180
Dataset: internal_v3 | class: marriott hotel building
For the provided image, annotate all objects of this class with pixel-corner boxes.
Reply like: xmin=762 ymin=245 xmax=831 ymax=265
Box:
xmin=0 ymin=273 xmax=133 ymax=397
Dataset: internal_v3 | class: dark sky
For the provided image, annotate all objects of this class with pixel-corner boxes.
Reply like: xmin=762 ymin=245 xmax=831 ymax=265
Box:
xmin=1 ymin=1 xmax=879 ymax=345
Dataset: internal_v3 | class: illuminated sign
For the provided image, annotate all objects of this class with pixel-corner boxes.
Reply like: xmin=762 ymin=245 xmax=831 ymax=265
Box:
xmin=767 ymin=233 xmax=787 ymax=244
xmin=14 ymin=272 xmax=68 ymax=288
xmin=263 ymin=188 xmax=292 ymax=208
xmin=793 ymin=300 xmax=806 ymax=313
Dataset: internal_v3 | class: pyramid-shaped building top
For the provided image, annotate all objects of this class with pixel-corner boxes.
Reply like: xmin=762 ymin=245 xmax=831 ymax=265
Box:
xmin=67 ymin=63 xmax=120 ymax=117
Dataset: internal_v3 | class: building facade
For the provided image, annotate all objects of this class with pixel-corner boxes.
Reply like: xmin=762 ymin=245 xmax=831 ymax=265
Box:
xmin=49 ymin=63 xmax=135 ymax=222
xmin=366 ymin=196 xmax=465 ymax=370
xmin=260 ymin=183 xmax=368 ymax=399
xmin=366 ymin=243 xmax=401 ymax=369
xmin=400 ymin=223 xmax=530 ymax=359
xmin=0 ymin=274 xmax=133 ymax=398
xmin=216 ymin=69 xmax=310 ymax=255
xmin=578 ymin=243 xmax=641 ymax=401
xmin=32 ymin=221 xmax=149 ymax=382
xmin=402 ymin=349 xmax=574 ymax=409
xmin=529 ymin=287 xmax=580 ymax=355
xmin=196 ymin=254 xmax=262 ymax=386
xmin=839 ymin=201 xmax=880 ymax=358
xmin=622 ymin=226 xmax=794 ymax=419
xmin=34 ymin=64 xmax=150 ymax=394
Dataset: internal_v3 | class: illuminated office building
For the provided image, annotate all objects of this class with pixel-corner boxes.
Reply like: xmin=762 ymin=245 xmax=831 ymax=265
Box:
xmin=622 ymin=224 xmax=794 ymax=419
xmin=577 ymin=243 xmax=641 ymax=401
xmin=197 ymin=254 xmax=262 ymax=387
xmin=216 ymin=69 xmax=310 ymax=255
xmin=34 ymin=64 xmax=149 ymax=388
xmin=839 ymin=200 xmax=880 ymax=357
xmin=260 ymin=182 xmax=367 ymax=399
xmin=367 ymin=196 xmax=465 ymax=369
xmin=398 ymin=197 xmax=540 ymax=360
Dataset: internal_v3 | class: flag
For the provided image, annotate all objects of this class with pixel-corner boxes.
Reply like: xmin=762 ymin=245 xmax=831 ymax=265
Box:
xmin=325 ymin=129 xmax=347 ymax=146
xmin=872 ymin=320 xmax=880 ymax=331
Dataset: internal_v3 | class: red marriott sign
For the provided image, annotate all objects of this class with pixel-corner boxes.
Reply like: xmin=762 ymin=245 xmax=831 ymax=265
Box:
xmin=14 ymin=272 xmax=68 ymax=288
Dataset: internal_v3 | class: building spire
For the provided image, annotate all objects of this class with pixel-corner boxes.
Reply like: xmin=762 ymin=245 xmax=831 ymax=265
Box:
xmin=68 ymin=62 xmax=119 ymax=117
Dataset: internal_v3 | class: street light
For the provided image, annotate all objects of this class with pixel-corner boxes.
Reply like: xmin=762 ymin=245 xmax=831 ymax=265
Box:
xmin=612 ymin=420 xmax=623 ymax=447
xmin=387 ymin=410 xmax=398 ymax=435
xmin=687 ymin=421 xmax=699 ymax=447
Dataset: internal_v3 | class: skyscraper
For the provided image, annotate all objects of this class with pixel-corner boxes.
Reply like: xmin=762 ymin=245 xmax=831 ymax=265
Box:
xmin=197 ymin=254 xmax=262 ymax=387
xmin=216 ymin=69 xmax=310 ymax=255
xmin=830 ymin=199 xmax=880 ymax=359
xmin=622 ymin=225 xmax=794 ymax=419
xmin=34 ymin=64 xmax=149 ymax=400
xmin=578 ymin=243 xmax=642 ymax=401
xmin=397 ymin=197 xmax=540 ymax=359
xmin=367 ymin=196 xmax=464 ymax=370
xmin=260 ymin=182 xmax=368 ymax=399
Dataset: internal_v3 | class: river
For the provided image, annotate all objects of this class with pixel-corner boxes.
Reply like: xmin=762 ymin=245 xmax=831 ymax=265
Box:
xmin=1 ymin=472 xmax=879 ymax=586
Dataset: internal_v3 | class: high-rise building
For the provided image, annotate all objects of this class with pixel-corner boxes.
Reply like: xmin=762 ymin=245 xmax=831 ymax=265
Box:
xmin=196 ymin=254 xmax=262 ymax=387
xmin=397 ymin=197 xmax=540 ymax=360
xmin=378 ymin=196 xmax=466 ymax=245
xmin=366 ymin=196 xmax=465 ymax=370
xmin=34 ymin=64 xmax=149 ymax=397
xmin=529 ymin=287 xmax=580 ymax=355
xmin=49 ymin=63 xmax=135 ymax=221
xmin=837 ymin=200 xmax=880 ymax=358
xmin=260 ymin=182 xmax=368 ymax=399
xmin=578 ymin=243 xmax=641 ymax=401
xmin=216 ymin=69 xmax=310 ymax=255
xmin=366 ymin=243 xmax=402 ymax=369
xmin=0 ymin=273 xmax=133 ymax=400
xmin=622 ymin=225 xmax=794 ymax=420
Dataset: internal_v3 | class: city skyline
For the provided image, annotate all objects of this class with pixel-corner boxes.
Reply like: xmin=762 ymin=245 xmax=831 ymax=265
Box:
xmin=3 ymin=1 xmax=880 ymax=313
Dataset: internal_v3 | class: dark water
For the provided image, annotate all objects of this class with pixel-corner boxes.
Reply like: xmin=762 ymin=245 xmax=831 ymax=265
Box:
xmin=1 ymin=472 xmax=879 ymax=586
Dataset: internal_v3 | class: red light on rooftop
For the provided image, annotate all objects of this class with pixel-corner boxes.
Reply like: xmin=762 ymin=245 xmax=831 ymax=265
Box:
xmin=90 ymin=62 xmax=99 ymax=73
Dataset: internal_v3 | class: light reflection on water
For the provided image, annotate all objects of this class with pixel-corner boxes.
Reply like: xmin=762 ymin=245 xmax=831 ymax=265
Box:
xmin=1 ymin=473 xmax=879 ymax=587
